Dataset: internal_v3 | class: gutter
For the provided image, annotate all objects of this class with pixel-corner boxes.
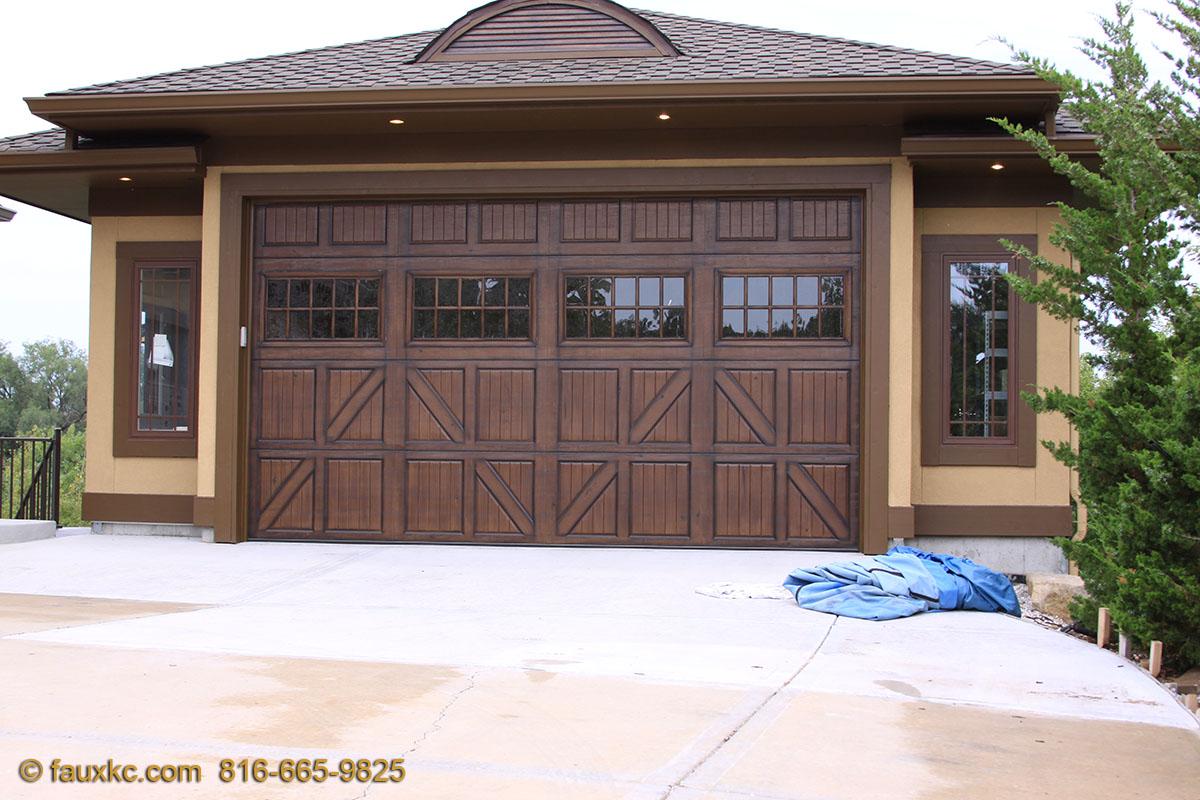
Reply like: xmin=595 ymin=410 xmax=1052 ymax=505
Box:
xmin=26 ymin=75 xmax=1061 ymax=120
xmin=0 ymin=145 xmax=203 ymax=174
xmin=901 ymin=135 xmax=1097 ymax=157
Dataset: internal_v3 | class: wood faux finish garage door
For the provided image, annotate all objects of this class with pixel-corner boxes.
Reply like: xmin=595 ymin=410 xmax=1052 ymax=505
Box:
xmin=249 ymin=196 xmax=862 ymax=548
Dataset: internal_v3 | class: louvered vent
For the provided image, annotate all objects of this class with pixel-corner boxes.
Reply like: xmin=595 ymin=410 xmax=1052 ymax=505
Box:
xmin=418 ymin=0 xmax=679 ymax=61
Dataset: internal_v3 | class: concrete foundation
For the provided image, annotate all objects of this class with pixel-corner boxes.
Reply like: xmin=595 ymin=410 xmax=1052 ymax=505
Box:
xmin=0 ymin=519 xmax=56 ymax=545
xmin=900 ymin=535 xmax=1068 ymax=575
xmin=91 ymin=521 xmax=205 ymax=539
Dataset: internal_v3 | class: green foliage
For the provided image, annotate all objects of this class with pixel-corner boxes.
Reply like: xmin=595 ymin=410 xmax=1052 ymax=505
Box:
xmin=57 ymin=426 xmax=87 ymax=528
xmin=0 ymin=339 xmax=87 ymax=437
xmin=995 ymin=3 xmax=1200 ymax=669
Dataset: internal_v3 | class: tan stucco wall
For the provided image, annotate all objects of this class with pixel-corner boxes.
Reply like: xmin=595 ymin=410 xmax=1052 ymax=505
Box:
xmin=85 ymin=216 xmax=202 ymax=497
xmin=195 ymin=171 xmax=223 ymax=500
xmin=889 ymin=160 xmax=916 ymax=510
xmin=910 ymin=207 xmax=1077 ymax=507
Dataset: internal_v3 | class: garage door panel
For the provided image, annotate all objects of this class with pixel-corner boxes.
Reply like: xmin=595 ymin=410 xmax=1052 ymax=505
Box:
xmin=476 ymin=368 xmax=536 ymax=443
xmin=786 ymin=462 xmax=852 ymax=542
xmin=713 ymin=462 xmax=776 ymax=539
xmin=327 ymin=368 xmax=385 ymax=443
xmin=406 ymin=459 xmax=465 ymax=534
xmin=474 ymin=460 xmax=535 ymax=537
xmin=559 ymin=369 xmax=620 ymax=443
xmin=557 ymin=461 xmax=619 ymax=537
xmin=714 ymin=369 xmax=777 ymax=445
xmin=326 ymin=458 xmax=384 ymax=534
xmin=257 ymin=368 xmax=317 ymax=444
xmin=630 ymin=462 xmax=691 ymax=537
xmin=255 ymin=457 xmax=316 ymax=535
xmin=787 ymin=369 xmax=852 ymax=446
xmin=407 ymin=368 xmax=466 ymax=443
xmin=629 ymin=369 xmax=691 ymax=444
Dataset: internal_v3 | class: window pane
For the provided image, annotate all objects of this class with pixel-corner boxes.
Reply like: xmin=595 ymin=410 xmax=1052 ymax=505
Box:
xmin=508 ymin=309 xmax=530 ymax=338
xmin=771 ymin=310 xmax=793 ymax=337
xmin=663 ymin=308 xmax=685 ymax=338
xmin=461 ymin=279 xmax=482 ymax=307
xmin=590 ymin=278 xmax=612 ymax=307
xmin=266 ymin=310 xmax=287 ymax=339
xmin=311 ymin=310 xmax=333 ymax=339
xmin=509 ymin=278 xmax=531 ymax=307
xmin=357 ymin=310 xmax=380 ymax=339
xmin=747 ymin=309 xmax=769 ymax=337
xmin=663 ymin=278 xmax=685 ymax=307
xmin=796 ymin=276 xmax=819 ymax=306
xmin=615 ymin=277 xmax=636 ymax=307
xmin=438 ymin=278 xmax=459 ymax=306
xmin=796 ymin=309 xmax=819 ymax=338
xmin=483 ymin=310 xmax=506 ymax=338
xmin=772 ymin=276 xmax=793 ymax=306
xmin=289 ymin=280 xmax=311 ymax=308
xmin=359 ymin=279 xmax=379 ymax=308
xmin=413 ymin=277 xmax=436 ymax=307
xmin=821 ymin=276 xmax=845 ymax=306
xmin=948 ymin=261 xmax=1012 ymax=439
xmin=820 ymin=309 xmax=844 ymax=339
xmin=484 ymin=278 xmax=505 ymax=306
xmin=460 ymin=309 xmax=482 ymax=338
xmin=638 ymin=308 xmax=661 ymax=336
xmin=590 ymin=309 xmax=613 ymax=337
xmin=639 ymin=277 xmax=660 ymax=306
xmin=565 ymin=309 xmax=588 ymax=338
xmin=334 ymin=279 xmax=356 ymax=307
xmin=413 ymin=309 xmax=435 ymax=339
xmin=614 ymin=309 xmax=637 ymax=338
xmin=565 ymin=277 xmax=588 ymax=306
xmin=722 ymin=310 xmax=744 ymax=337
xmin=748 ymin=277 xmax=770 ymax=306
xmin=334 ymin=310 xmax=355 ymax=339
xmin=288 ymin=311 xmax=309 ymax=339
xmin=436 ymin=310 xmax=459 ymax=338
xmin=137 ymin=267 xmax=192 ymax=432
xmin=312 ymin=280 xmax=333 ymax=308
xmin=722 ymin=276 xmax=744 ymax=306
xmin=266 ymin=280 xmax=288 ymax=308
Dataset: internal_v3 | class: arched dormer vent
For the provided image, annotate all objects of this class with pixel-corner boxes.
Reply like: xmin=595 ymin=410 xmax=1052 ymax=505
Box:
xmin=416 ymin=0 xmax=680 ymax=62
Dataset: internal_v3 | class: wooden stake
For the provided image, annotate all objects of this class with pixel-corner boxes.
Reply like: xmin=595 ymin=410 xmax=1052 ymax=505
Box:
xmin=1149 ymin=641 xmax=1163 ymax=678
xmin=1186 ymin=694 xmax=1198 ymax=713
xmin=1097 ymin=607 xmax=1112 ymax=649
xmin=1118 ymin=633 xmax=1132 ymax=660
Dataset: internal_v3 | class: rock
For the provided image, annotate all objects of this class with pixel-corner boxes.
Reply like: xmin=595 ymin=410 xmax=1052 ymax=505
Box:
xmin=1026 ymin=573 xmax=1087 ymax=621
xmin=1173 ymin=667 xmax=1200 ymax=694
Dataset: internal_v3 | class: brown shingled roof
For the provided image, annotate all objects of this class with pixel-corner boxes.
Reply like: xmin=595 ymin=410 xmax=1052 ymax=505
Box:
xmin=0 ymin=129 xmax=68 ymax=153
xmin=49 ymin=10 xmax=1031 ymax=97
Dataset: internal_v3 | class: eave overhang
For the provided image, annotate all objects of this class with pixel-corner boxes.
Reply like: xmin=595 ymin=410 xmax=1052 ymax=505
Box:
xmin=901 ymin=134 xmax=1097 ymax=157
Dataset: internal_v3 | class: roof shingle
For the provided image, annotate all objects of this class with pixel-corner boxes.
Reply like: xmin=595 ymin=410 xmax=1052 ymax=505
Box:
xmin=0 ymin=129 xmax=68 ymax=153
xmin=49 ymin=10 xmax=1031 ymax=97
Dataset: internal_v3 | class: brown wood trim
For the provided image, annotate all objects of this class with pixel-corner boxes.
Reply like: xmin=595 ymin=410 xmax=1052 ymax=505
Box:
xmin=901 ymin=136 xmax=1096 ymax=156
xmin=82 ymin=492 xmax=195 ymax=524
xmin=27 ymin=77 xmax=1059 ymax=121
xmin=913 ymin=504 xmax=1073 ymax=537
xmin=90 ymin=186 xmax=203 ymax=217
xmin=888 ymin=505 xmax=915 ymax=539
xmin=192 ymin=496 xmax=215 ymax=527
xmin=0 ymin=146 xmax=201 ymax=172
xmin=217 ymin=164 xmax=892 ymax=549
xmin=113 ymin=241 xmax=202 ymax=458
xmin=920 ymin=234 xmax=1037 ymax=467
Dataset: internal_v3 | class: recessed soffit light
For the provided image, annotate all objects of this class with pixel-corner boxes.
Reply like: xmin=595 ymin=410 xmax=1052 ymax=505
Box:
xmin=388 ymin=118 xmax=405 ymax=125
xmin=990 ymin=162 xmax=1005 ymax=171
xmin=118 ymin=176 xmax=133 ymax=182
xmin=658 ymin=113 xmax=671 ymax=121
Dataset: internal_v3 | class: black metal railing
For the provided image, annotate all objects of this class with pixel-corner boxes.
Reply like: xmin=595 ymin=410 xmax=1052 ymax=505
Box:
xmin=0 ymin=429 xmax=62 ymax=525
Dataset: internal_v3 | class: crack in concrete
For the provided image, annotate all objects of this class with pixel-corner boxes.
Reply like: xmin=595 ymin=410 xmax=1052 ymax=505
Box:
xmin=404 ymin=668 xmax=481 ymax=758
xmin=658 ymin=616 xmax=839 ymax=799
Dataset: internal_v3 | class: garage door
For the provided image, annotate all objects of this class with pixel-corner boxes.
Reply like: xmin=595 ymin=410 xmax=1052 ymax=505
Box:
xmin=249 ymin=196 xmax=861 ymax=548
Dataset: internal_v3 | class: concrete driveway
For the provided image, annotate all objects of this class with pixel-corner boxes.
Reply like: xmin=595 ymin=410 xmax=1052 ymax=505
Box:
xmin=0 ymin=533 xmax=1195 ymax=799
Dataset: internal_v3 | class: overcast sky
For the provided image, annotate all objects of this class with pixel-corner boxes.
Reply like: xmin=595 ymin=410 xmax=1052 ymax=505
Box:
xmin=0 ymin=0 xmax=1179 ymax=351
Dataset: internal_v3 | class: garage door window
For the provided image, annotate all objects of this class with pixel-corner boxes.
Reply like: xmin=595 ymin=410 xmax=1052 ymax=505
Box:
xmin=265 ymin=277 xmax=380 ymax=340
xmin=564 ymin=275 xmax=686 ymax=339
xmin=412 ymin=276 xmax=531 ymax=340
xmin=720 ymin=274 xmax=845 ymax=339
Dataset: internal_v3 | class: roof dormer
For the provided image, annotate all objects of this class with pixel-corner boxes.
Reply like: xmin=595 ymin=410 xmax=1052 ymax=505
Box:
xmin=415 ymin=0 xmax=680 ymax=62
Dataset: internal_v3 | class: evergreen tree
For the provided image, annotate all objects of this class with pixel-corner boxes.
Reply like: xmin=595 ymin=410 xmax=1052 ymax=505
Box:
xmin=995 ymin=2 xmax=1200 ymax=668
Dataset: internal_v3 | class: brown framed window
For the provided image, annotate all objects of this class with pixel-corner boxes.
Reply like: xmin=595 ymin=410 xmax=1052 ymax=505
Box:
xmin=564 ymin=275 xmax=686 ymax=339
xmin=921 ymin=235 xmax=1037 ymax=467
xmin=412 ymin=276 xmax=531 ymax=339
xmin=265 ymin=277 xmax=381 ymax=340
xmin=114 ymin=242 xmax=201 ymax=458
xmin=720 ymin=273 xmax=846 ymax=339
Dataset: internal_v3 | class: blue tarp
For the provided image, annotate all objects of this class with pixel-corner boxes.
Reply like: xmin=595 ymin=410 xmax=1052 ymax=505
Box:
xmin=782 ymin=546 xmax=1020 ymax=621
